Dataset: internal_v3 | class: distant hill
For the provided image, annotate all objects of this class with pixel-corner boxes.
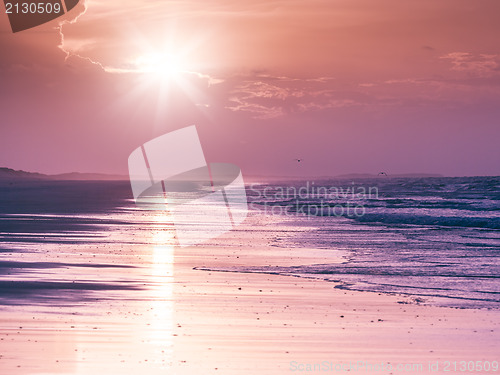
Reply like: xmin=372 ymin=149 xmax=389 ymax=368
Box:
xmin=335 ymin=173 xmax=444 ymax=179
xmin=0 ymin=167 xmax=445 ymax=182
xmin=0 ymin=168 xmax=128 ymax=181
xmin=51 ymin=172 xmax=128 ymax=181
xmin=0 ymin=167 xmax=48 ymax=180
xmin=243 ymin=172 xmax=445 ymax=182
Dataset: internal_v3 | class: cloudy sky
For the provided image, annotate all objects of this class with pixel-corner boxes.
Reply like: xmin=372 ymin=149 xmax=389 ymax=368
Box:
xmin=1 ymin=0 xmax=499 ymax=176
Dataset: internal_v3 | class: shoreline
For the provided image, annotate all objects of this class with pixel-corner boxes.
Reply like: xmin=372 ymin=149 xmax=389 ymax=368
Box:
xmin=1 ymin=240 xmax=499 ymax=375
xmin=173 ymin=257 xmax=500 ymax=374
xmin=0 ymin=206 xmax=498 ymax=374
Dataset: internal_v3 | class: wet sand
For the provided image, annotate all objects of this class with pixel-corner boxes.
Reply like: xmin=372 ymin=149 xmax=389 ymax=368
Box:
xmin=1 ymin=221 xmax=499 ymax=375
xmin=0 ymin=181 xmax=498 ymax=375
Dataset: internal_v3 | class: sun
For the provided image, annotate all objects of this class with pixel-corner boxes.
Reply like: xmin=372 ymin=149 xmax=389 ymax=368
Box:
xmin=134 ymin=52 xmax=184 ymax=80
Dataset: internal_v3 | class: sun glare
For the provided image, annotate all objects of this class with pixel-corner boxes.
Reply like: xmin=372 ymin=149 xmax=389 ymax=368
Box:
xmin=134 ymin=53 xmax=184 ymax=79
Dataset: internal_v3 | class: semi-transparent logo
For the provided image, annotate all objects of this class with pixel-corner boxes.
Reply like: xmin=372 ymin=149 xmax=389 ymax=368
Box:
xmin=3 ymin=0 xmax=80 ymax=33
xmin=128 ymin=126 xmax=248 ymax=247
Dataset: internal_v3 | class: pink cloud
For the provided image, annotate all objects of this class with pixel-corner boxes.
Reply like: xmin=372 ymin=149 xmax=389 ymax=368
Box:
xmin=440 ymin=52 xmax=500 ymax=77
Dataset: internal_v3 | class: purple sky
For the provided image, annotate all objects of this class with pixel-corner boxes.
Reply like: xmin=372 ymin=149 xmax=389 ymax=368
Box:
xmin=1 ymin=0 xmax=499 ymax=177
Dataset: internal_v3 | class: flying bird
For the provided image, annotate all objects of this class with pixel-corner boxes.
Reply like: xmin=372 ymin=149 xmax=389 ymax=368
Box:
xmin=378 ymin=172 xmax=388 ymax=176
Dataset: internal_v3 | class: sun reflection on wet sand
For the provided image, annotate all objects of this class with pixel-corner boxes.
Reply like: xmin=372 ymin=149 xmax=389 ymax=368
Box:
xmin=148 ymin=214 xmax=175 ymax=356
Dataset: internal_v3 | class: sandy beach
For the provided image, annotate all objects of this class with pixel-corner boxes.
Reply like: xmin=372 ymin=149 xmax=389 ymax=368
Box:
xmin=0 ymin=205 xmax=498 ymax=375
xmin=2 ymin=0 xmax=500 ymax=372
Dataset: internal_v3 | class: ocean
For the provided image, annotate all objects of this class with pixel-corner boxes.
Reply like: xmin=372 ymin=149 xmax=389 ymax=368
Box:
xmin=244 ymin=176 xmax=500 ymax=309
xmin=0 ymin=176 xmax=499 ymax=309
